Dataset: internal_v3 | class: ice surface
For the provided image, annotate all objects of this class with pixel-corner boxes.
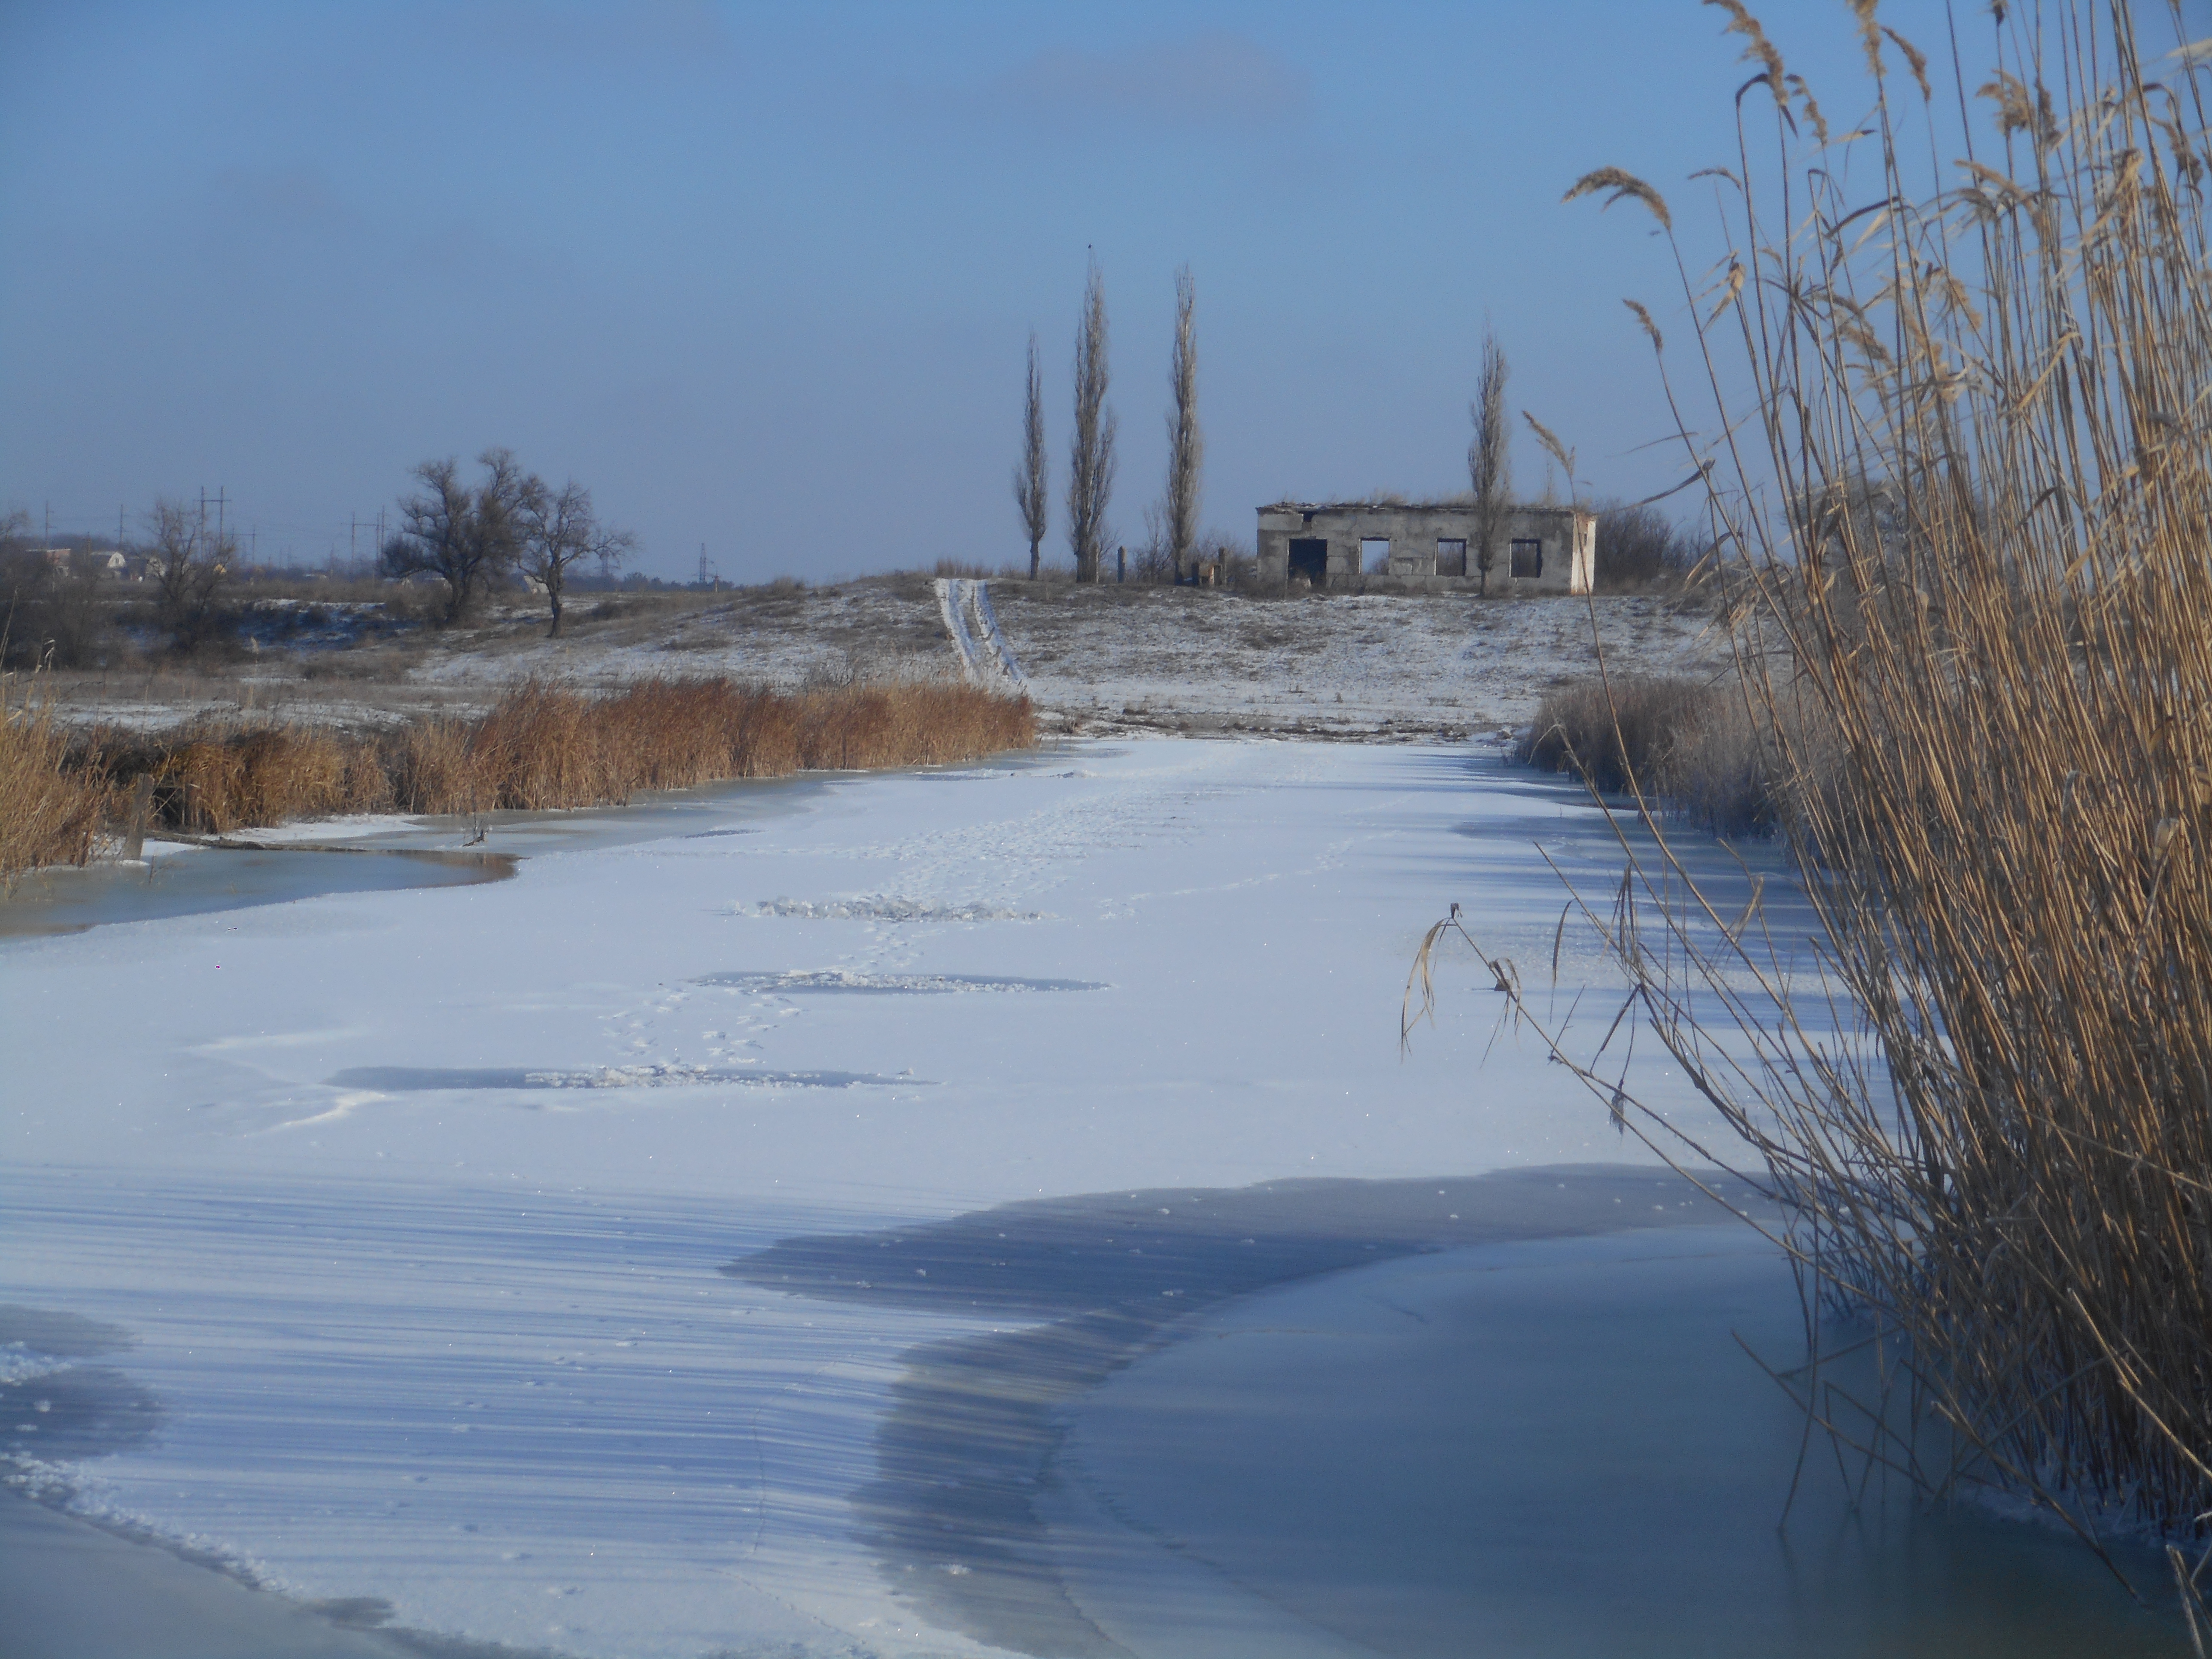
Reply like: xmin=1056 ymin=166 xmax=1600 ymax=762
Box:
xmin=0 ymin=736 xmax=1792 ymax=1656
xmin=1046 ymin=1231 xmax=2183 ymax=1658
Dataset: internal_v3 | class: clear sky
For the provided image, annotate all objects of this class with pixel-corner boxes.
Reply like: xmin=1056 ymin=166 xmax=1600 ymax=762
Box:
xmin=6 ymin=0 xmax=2182 ymax=582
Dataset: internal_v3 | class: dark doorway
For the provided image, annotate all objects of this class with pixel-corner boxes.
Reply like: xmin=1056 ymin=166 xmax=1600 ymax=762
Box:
xmin=1288 ymin=538 xmax=1328 ymax=585
xmin=1511 ymin=538 xmax=1543 ymax=579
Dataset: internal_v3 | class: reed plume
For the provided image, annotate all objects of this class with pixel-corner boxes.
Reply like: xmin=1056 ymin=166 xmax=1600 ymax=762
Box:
xmin=1431 ymin=0 xmax=2212 ymax=1561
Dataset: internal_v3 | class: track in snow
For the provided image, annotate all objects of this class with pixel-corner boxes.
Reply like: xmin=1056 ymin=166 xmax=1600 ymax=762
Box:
xmin=934 ymin=577 xmax=1027 ymax=691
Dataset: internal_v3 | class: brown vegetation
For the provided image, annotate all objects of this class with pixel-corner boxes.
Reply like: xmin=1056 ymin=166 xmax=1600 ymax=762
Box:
xmin=4 ymin=678 xmax=1034 ymax=854
xmin=0 ymin=687 xmax=108 ymax=885
xmin=1592 ymin=500 xmax=1702 ymax=591
xmin=1519 ymin=672 xmax=1838 ymax=841
xmin=1468 ymin=0 xmax=2212 ymax=1567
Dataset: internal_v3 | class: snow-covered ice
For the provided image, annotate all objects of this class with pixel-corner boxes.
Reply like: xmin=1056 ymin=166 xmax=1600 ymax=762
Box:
xmin=2 ymin=736 xmax=1756 ymax=1656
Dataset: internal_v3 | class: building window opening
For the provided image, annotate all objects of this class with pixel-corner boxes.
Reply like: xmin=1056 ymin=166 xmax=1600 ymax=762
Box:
xmin=1360 ymin=538 xmax=1392 ymax=574
xmin=1436 ymin=538 xmax=1467 ymax=577
xmin=1287 ymin=538 xmax=1328 ymax=585
xmin=1511 ymin=538 xmax=1543 ymax=578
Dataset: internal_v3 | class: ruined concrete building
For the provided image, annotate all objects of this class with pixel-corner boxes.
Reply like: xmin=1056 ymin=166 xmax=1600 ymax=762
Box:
xmin=1255 ymin=501 xmax=1595 ymax=594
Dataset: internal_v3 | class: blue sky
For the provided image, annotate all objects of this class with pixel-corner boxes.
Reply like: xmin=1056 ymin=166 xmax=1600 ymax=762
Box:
xmin=3 ymin=0 xmax=2163 ymax=581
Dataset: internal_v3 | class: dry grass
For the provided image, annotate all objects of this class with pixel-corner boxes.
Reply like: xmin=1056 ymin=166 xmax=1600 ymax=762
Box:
xmin=1520 ymin=675 xmax=1726 ymax=796
xmin=1435 ymin=0 xmax=2212 ymax=1569
xmin=1520 ymin=673 xmax=1840 ymax=840
xmin=0 ymin=682 xmax=109 ymax=884
xmin=56 ymin=678 xmax=1036 ymax=842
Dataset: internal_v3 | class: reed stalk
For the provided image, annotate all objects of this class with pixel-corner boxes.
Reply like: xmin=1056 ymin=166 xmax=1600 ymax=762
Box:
xmin=1426 ymin=0 xmax=2212 ymax=1556
xmin=0 ymin=675 xmax=108 ymax=885
xmin=14 ymin=677 xmax=1034 ymax=850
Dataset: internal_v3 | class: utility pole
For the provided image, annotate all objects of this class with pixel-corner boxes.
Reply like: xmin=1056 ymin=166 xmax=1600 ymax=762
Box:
xmin=118 ymin=504 xmax=126 ymax=554
xmin=214 ymin=487 xmax=228 ymax=547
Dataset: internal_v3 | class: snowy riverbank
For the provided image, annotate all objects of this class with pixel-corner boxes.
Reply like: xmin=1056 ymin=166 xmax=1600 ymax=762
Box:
xmin=3 ymin=736 xmax=1781 ymax=1656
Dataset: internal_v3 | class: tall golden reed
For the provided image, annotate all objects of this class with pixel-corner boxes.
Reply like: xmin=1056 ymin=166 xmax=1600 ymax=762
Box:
xmin=1431 ymin=0 xmax=2212 ymax=1556
xmin=46 ymin=678 xmax=1035 ymax=840
xmin=0 ymin=678 xmax=108 ymax=884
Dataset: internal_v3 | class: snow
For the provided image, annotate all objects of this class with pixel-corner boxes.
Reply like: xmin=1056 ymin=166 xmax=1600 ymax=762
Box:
xmin=392 ymin=584 xmax=1731 ymax=739
xmin=933 ymin=578 xmax=1028 ymax=693
xmin=27 ymin=581 xmax=1732 ymax=752
xmin=1 ymin=736 xmax=1764 ymax=1656
xmin=933 ymin=577 xmax=1028 ymax=693
xmin=180 ymin=813 xmax=426 ymax=845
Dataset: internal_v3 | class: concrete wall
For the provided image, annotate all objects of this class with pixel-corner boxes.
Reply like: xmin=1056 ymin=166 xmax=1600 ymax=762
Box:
xmin=1254 ymin=503 xmax=1594 ymax=595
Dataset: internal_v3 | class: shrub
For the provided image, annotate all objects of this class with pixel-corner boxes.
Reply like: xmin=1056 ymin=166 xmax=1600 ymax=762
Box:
xmin=1592 ymin=501 xmax=1698 ymax=590
xmin=1519 ymin=673 xmax=1838 ymax=842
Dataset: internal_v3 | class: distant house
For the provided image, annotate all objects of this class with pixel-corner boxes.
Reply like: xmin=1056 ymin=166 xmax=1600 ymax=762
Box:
xmin=1255 ymin=501 xmax=1595 ymax=595
xmin=34 ymin=547 xmax=129 ymax=578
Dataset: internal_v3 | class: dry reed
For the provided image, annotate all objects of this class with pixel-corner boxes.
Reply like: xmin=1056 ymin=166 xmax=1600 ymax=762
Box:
xmin=1521 ymin=673 xmax=1840 ymax=840
xmin=33 ymin=677 xmax=1034 ymax=847
xmin=1428 ymin=0 xmax=2212 ymax=1565
xmin=0 ymin=682 xmax=109 ymax=884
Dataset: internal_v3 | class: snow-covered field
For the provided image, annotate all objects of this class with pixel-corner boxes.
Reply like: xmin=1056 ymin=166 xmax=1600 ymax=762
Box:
xmin=409 ymin=583 xmax=1729 ymax=741
xmin=2 ymin=737 xmax=1764 ymax=1656
xmin=28 ymin=579 xmax=1732 ymax=743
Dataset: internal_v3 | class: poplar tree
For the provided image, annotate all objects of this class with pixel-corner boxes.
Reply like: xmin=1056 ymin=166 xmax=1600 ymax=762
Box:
xmin=1066 ymin=256 xmax=1116 ymax=584
xmin=1013 ymin=332 xmax=1048 ymax=579
xmin=1163 ymin=266 xmax=1203 ymax=580
xmin=1468 ymin=331 xmax=1512 ymax=594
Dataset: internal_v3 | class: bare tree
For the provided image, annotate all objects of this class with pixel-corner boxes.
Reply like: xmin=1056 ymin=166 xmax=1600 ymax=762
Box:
xmin=1065 ymin=256 xmax=1116 ymax=584
xmin=1468 ymin=331 xmax=1512 ymax=595
xmin=517 ymin=477 xmax=635 ymax=637
xmin=1013 ymin=332 xmax=1049 ymax=580
xmin=1163 ymin=265 xmax=1203 ymax=580
xmin=1134 ymin=500 xmax=1173 ymax=583
xmin=380 ymin=448 xmax=529 ymax=622
xmin=1593 ymin=499 xmax=1693 ymax=589
xmin=148 ymin=498 xmax=235 ymax=650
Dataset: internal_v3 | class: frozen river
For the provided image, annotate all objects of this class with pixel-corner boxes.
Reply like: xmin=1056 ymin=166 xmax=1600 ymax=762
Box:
xmin=0 ymin=738 xmax=2181 ymax=1655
